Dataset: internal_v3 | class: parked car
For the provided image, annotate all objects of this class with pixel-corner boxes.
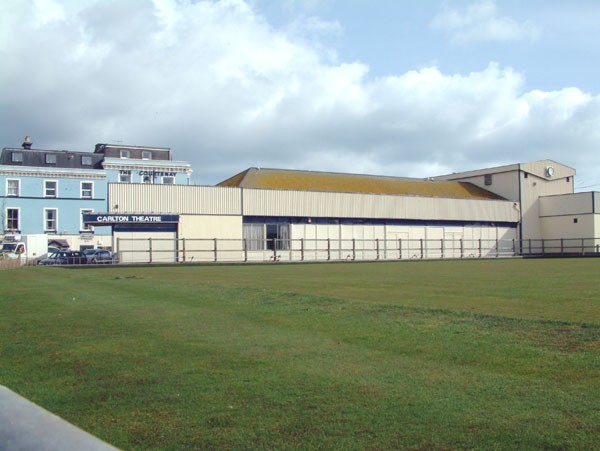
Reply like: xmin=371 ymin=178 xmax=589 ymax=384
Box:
xmin=38 ymin=251 xmax=88 ymax=265
xmin=47 ymin=246 xmax=62 ymax=255
xmin=83 ymin=249 xmax=113 ymax=264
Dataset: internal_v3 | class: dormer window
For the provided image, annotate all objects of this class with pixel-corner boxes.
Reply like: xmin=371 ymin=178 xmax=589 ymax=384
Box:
xmin=45 ymin=153 xmax=57 ymax=164
xmin=120 ymin=149 xmax=131 ymax=159
xmin=142 ymin=151 xmax=152 ymax=160
xmin=484 ymin=174 xmax=493 ymax=186
xmin=11 ymin=152 xmax=23 ymax=163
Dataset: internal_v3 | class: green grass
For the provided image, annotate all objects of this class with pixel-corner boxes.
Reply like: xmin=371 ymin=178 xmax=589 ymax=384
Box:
xmin=1 ymin=259 xmax=599 ymax=449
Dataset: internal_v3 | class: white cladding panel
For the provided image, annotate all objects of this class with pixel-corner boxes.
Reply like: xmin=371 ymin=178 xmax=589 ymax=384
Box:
xmin=540 ymin=215 xmax=596 ymax=240
xmin=179 ymin=215 xmax=242 ymax=239
xmin=539 ymin=193 xmax=594 ymax=216
xmin=242 ymin=189 xmax=518 ymax=222
xmin=109 ymin=184 xmax=241 ymax=215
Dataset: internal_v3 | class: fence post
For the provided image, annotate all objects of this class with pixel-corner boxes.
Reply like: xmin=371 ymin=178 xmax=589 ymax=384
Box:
xmin=243 ymin=238 xmax=248 ymax=262
xmin=327 ymin=238 xmax=331 ymax=261
xmin=420 ymin=239 xmax=424 ymax=259
xmin=399 ymin=238 xmax=402 ymax=260
xmin=561 ymin=238 xmax=564 ymax=255
xmin=496 ymin=238 xmax=499 ymax=257
xmin=213 ymin=238 xmax=217 ymax=262
xmin=542 ymin=239 xmax=545 ymax=255
xmin=440 ymin=239 xmax=444 ymax=259
xmin=352 ymin=239 xmax=356 ymax=261
xmin=149 ymin=238 xmax=153 ymax=264
xmin=460 ymin=239 xmax=464 ymax=258
xmin=376 ymin=239 xmax=380 ymax=260
xmin=478 ymin=239 xmax=482 ymax=258
xmin=512 ymin=239 xmax=516 ymax=256
xmin=301 ymin=238 xmax=304 ymax=261
xmin=581 ymin=238 xmax=585 ymax=256
xmin=181 ymin=238 xmax=186 ymax=263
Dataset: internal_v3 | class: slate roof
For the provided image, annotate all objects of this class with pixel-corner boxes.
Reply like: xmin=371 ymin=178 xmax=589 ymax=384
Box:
xmin=1 ymin=147 xmax=104 ymax=170
xmin=217 ymin=168 xmax=505 ymax=200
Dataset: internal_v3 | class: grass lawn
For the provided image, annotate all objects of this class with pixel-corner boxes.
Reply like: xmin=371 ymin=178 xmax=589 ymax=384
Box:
xmin=0 ymin=258 xmax=599 ymax=449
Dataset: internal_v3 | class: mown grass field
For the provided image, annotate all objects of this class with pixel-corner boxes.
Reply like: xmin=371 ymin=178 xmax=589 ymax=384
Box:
xmin=1 ymin=258 xmax=599 ymax=449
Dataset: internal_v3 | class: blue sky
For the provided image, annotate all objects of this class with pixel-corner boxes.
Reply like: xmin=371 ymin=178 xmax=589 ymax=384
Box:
xmin=1 ymin=0 xmax=600 ymax=189
xmin=253 ymin=0 xmax=600 ymax=92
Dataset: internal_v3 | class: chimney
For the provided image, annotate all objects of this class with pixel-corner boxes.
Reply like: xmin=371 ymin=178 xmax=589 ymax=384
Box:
xmin=22 ymin=136 xmax=32 ymax=149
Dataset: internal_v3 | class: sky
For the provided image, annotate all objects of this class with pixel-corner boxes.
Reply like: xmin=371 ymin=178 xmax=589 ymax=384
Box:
xmin=1 ymin=0 xmax=600 ymax=190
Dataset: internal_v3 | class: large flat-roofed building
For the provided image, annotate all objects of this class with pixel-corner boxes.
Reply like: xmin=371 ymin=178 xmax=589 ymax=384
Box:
xmin=82 ymin=159 xmax=599 ymax=264
xmin=86 ymin=166 xmax=522 ymax=263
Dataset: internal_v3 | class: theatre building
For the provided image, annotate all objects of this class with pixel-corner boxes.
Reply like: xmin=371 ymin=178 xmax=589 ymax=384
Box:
xmin=82 ymin=159 xmax=600 ymax=264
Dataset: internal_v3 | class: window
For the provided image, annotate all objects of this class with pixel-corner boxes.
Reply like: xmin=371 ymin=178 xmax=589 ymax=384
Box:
xmin=573 ymin=218 xmax=578 ymax=224
xmin=162 ymin=176 xmax=175 ymax=184
xmin=120 ymin=150 xmax=131 ymax=158
xmin=44 ymin=180 xmax=57 ymax=197
xmin=6 ymin=208 xmax=19 ymax=231
xmin=81 ymin=181 xmax=93 ymax=199
xmin=566 ymin=177 xmax=570 ymax=183
xmin=7 ymin=179 xmax=19 ymax=197
xmin=243 ymin=223 xmax=290 ymax=250
xmin=81 ymin=155 xmax=92 ymax=166
xmin=523 ymin=172 xmax=528 ymax=179
xmin=11 ymin=152 xmax=23 ymax=163
xmin=119 ymin=173 xmax=131 ymax=183
xmin=267 ymin=224 xmax=290 ymax=250
xmin=142 ymin=151 xmax=152 ymax=160
xmin=44 ymin=209 xmax=58 ymax=232
xmin=243 ymin=224 xmax=264 ymax=251
xmin=81 ymin=209 xmax=94 ymax=232
xmin=484 ymin=174 xmax=493 ymax=186
xmin=45 ymin=153 xmax=57 ymax=164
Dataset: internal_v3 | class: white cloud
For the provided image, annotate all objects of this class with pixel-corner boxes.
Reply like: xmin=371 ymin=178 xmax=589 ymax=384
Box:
xmin=0 ymin=0 xmax=598 ymax=189
xmin=430 ymin=0 xmax=541 ymax=44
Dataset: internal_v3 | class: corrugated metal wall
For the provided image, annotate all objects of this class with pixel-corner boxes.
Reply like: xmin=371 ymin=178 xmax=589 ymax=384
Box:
xmin=109 ymin=184 xmax=241 ymax=215
xmin=539 ymin=192 xmax=594 ymax=216
xmin=241 ymin=188 xmax=518 ymax=222
xmin=109 ymin=184 xmax=518 ymax=222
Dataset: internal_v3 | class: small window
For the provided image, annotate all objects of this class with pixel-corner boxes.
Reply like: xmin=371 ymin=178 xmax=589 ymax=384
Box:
xmin=484 ymin=174 xmax=492 ymax=186
xmin=11 ymin=152 xmax=23 ymax=163
xmin=120 ymin=149 xmax=131 ymax=159
xmin=44 ymin=180 xmax=57 ymax=197
xmin=162 ymin=176 xmax=174 ymax=184
xmin=573 ymin=218 xmax=578 ymax=224
xmin=523 ymin=172 xmax=528 ymax=179
xmin=6 ymin=208 xmax=19 ymax=231
xmin=566 ymin=177 xmax=570 ymax=183
xmin=81 ymin=155 xmax=92 ymax=166
xmin=142 ymin=151 xmax=152 ymax=160
xmin=7 ymin=179 xmax=20 ymax=197
xmin=119 ymin=173 xmax=131 ymax=183
xmin=45 ymin=209 xmax=58 ymax=232
xmin=81 ymin=209 xmax=94 ymax=232
xmin=81 ymin=182 xmax=93 ymax=199
xmin=45 ymin=153 xmax=57 ymax=164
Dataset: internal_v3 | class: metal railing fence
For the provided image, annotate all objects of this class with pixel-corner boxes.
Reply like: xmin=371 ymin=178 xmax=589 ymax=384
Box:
xmin=115 ymin=237 xmax=600 ymax=264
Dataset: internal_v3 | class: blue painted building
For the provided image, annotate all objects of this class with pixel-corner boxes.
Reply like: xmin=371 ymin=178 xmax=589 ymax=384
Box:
xmin=0 ymin=138 xmax=192 ymax=250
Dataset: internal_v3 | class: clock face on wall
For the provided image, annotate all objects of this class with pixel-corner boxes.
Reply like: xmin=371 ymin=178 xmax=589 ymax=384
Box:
xmin=546 ymin=166 xmax=555 ymax=177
